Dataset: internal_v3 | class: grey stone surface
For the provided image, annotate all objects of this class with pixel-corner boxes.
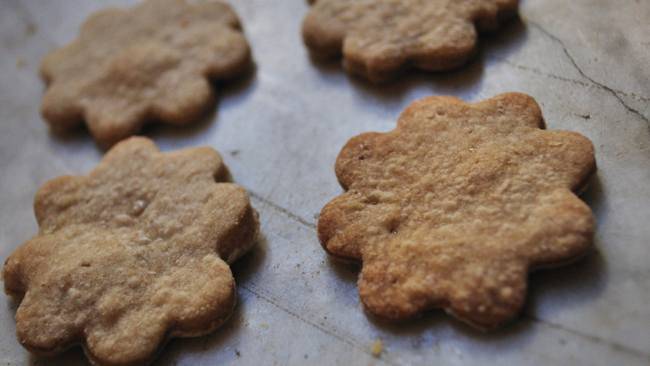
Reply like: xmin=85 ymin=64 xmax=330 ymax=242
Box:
xmin=0 ymin=0 xmax=648 ymax=365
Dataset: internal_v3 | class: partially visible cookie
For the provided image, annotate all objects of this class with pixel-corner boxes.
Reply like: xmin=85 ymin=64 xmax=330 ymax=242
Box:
xmin=303 ymin=0 xmax=518 ymax=82
xmin=3 ymin=137 xmax=259 ymax=365
xmin=318 ymin=93 xmax=596 ymax=329
xmin=41 ymin=0 xmax=251 ymax=146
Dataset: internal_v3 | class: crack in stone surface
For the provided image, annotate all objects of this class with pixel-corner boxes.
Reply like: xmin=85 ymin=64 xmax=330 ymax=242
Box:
xmin=494 ymin=56 xmax=650 ymax=103
xmin=525 ymin=313 xmax=650 ymax=360
xmin=527 ymin=21 xmax=650 ymax=130
xmin=240 ymin=284 xmax=396 ymax=366
xmin=249 ymin=190 xmax=317 ymax=229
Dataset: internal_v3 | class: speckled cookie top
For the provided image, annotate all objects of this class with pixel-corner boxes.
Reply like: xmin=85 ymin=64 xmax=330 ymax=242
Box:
xmin=318 ymin=93 xmax=596 ymax=329
xmin=41 ymin=0 xmax=251 ymax=146
xmin=303 ymin=0 xmax=518 ymax=82
xmin=3 ymin=137 xmax=258 ymax=365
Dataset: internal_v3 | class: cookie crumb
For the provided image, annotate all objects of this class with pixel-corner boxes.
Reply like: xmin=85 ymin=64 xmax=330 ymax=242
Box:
xmin=235 ymin=349 xmax=241 ymax=357
xmin=371 ymin=339 xmax=383 ymax=357
xmin=26 ymin=23 xmax=37 ymax=36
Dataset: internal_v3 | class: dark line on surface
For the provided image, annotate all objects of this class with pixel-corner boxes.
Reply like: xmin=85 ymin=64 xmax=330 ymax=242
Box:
xmin=525 ymin=313 xmax=650 ymax=360
xmin=248 ymin=190 xmax=317 ymax=230
xmin=496 ymin=57 xmax=591 ymax=87
xmin=496 ymin=56 xmax=650 ymax=103
xmin=240 ymin=284 xmax=395 ymax=365
xmin=527 ymin=21 xmax=650 ymax=130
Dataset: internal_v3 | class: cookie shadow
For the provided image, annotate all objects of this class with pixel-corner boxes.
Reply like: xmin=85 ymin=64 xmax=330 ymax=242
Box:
xmin=525 ymin=244 xmax=606 ymax=318
xmin=146 ymin=62 xmax=259 ymax=145
xmin=46 ymin=124 xmax=95 ymax=148
xmin=350 ymin=56 xmax=486 ymax=105
xmin=307 ymin=16 xmax=527 ymax=101
xmin=141 ymin=101 xmax=219 ymax=144
xmin=479 ymin=14 xmax=528 ymax=64
xmin=325 ymin=255 xmax=360 ymax=284
xmin=525 ymin=174 xmax=607 ymax=316
xmin=361 ymin=265 xmax=598 ymax=361
xmin=326 ymin=173 xmax=605 ymax=350
xmin=46 ymin=62 xmax=258 ymax=150
xmin=26 ymin=234 xmax=268 ymax=366
xmin=360 ymin=294 xmax=544 ymax=363
xmin=326 ymin=251 xmax=537 ymax=342
xmin=155 ymin=233 xmax=268 ymax=364
xmin=364 ymin=254 xmax=604 ymax=347
xmin=155 ymin=295 xmax=246 ymax=365
xmin=44 ymin=107 xmax=217 ymax=153
xmin=231 ymin=231 xmax=269 ymax=286
xmin=29 ymin=347 xmax=88 ymax=366
xmin=324 ymin=254 xmax=539 ymax=348
xmin=581 ymin=171 xmax=606 ymax=220
xmin=217 ymin=61 xmax=259 ymax=113
xmin=155 ymin=294 xmax=247 ymax=366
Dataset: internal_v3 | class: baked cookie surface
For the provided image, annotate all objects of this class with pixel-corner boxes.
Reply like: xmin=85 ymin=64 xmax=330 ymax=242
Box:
xmin=318 ymin=93 xmax=596 ymax=329
xmin=41 ymin=0 xmax=251 ymax=146
xmin=3 ymin=137 xmax=258 ymax=365
xmin=303 ymin=0 xmax=518 ymax=82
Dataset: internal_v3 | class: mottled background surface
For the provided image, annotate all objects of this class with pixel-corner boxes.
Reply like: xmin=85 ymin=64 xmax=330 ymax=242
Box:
xmin=1 ymin=0 xmax=648 ymax=365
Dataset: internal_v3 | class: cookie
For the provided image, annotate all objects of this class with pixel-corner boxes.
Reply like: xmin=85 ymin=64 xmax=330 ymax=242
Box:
xmin=302 ymin=0 xmax=518 ymax=82
xmin=3 ymin=137 xmax=259 ymax=365
xmin=318 ymin=93 xmax=596 ymax=329
xmin=41 ymin=0 xmax=251 ymax=146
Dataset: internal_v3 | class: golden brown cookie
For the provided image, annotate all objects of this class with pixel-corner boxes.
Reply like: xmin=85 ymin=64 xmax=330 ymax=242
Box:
xmin=41 ymin=0 xmax=251 ymax=146
xmin=318 ymin=93 xmax=596 ymax=329
xmin=3 ymin=137 xmax=259 ymax=365
xmin=303 ymin=0 xmax=518 ymax=82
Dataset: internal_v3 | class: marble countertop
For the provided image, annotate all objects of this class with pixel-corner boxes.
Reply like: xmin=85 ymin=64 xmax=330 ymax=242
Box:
xmin=1 ymin=1 xmax=648 ymax=365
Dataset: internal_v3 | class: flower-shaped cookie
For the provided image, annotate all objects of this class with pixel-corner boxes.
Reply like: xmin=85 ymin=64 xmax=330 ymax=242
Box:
xmin=3 ymin=137 xmax=258 ymax=365
xmin=318 ymin=93 xmax=596 ymax=329
xmin=41 ymin=0 xmax=251 ymax=146
xmin=303 ymin=0 xmax=518 ymax=82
